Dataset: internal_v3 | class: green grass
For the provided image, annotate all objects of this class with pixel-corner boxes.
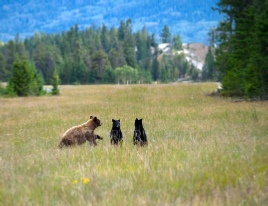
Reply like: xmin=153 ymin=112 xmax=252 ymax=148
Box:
xmin=0 ymin=83 xmax=267 ymax=205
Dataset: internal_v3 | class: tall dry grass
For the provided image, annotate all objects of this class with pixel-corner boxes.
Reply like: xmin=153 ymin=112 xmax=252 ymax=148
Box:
xmin=0 ymin=83 xmax=267 ymax=205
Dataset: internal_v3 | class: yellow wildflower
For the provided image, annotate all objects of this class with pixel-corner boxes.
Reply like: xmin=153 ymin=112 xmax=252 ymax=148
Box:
xmin=72 ymin=179 xmax=78 ymax=185
xmin=81 ymin=177 xmax=90 ymax=185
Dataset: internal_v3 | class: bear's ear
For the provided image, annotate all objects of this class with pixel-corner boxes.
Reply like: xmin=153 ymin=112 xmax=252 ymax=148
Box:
xmin=119 ymin=119 xmax=120 ymax=121
xmin=93 ymin=117 xmax=97 ymax=121
xmin=90 ymin=116 xmax=93 ymax=119
xmin=136 ymin=118 xmax=138 ymax=120
xmin=112 ymin=119 xmax=115 ymax=122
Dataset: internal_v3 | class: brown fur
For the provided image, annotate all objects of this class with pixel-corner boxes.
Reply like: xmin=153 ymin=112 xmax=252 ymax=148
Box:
xmin=58 ymin=116 xmax=103 ymax=148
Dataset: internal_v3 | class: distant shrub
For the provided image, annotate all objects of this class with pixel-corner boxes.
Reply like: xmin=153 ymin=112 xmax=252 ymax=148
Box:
xmin=51 ymin=69 xmax=60 ymax=95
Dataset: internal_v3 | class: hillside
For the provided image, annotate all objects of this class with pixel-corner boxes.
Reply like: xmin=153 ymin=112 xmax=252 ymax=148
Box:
xmin=163 ymin=43 xmax=209 ymax=71
xmin=0 ymin=0 xmax=222 ymax=44
xmin=183 ymin=43 xmax=209 ymax=70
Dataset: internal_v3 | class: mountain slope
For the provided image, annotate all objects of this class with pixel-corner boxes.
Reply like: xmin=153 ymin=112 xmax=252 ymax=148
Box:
xmin=0 ymin=0 xmax=222 ymax=44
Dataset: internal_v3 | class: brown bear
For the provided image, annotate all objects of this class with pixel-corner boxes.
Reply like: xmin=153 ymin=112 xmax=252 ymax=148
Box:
xmin=58 ymin=116 xmax=103 ymax=148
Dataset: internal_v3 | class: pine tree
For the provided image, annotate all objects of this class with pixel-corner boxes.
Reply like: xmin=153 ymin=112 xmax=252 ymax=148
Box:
xmin=51 ymin=69 xmax=60 ymax=95
xmin=161 ymin=25 xmax=171 ymax=43
xmin=160 ymin=64 xmax=168 ymax=83
xmin=123 ymin=19 xmax=136 ymax=68
xmin=5 ymin=40 xmax=16 ymax=79
xmin=0 ymin=52 xmax=7 ymax=81
xmin=118 ymin=20 xmax=126 ymax=41
xmin=101 ymin=24 xmax=110 ymax=53
xmin=91 ymin=50 xmax=110 ymax=82
xmin=151 ymin=57 xmax=160 ymax=81
xmin=202 ymin=47 xmax=215 ymax=81
xmin=136 ymin=27 xmax=151 ymax=70
xmin=7 ymin=57 xmax=43 ymax=96
xmin=172 ymin=34 xmax=182 ymax=50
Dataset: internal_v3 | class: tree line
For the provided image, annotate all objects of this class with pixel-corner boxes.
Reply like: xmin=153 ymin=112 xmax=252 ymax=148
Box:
xmin=213 ymin=0 xmax=268 ymax=99
xmin=3 ymin=0 xmax=266 ymax=100
xmin=0 ymin=19 xmax=190 ymax=94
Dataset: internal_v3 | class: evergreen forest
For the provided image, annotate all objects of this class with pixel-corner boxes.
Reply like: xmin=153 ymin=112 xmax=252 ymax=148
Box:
xmin=214 ymin=0 xmax=268 ymax=99
xmin=1 ymin=0 xmax=268 ymax=99
xmin=0 ymin=19 xmax=188 ymax=90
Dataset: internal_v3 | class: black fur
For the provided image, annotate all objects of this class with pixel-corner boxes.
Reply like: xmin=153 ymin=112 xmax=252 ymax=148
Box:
xmin=133 ymin=118 xmax=148 ymax=146
xmin=110 ymin=119 xmax=123 ymax=146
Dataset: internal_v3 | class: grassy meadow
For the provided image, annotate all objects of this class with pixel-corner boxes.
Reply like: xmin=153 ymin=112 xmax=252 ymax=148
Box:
xmin=0 ymin=83 xmax=267 ymax=205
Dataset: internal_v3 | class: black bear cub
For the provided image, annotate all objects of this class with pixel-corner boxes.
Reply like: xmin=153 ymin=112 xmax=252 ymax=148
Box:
xmin=110 ymin=119 xmax=123 ymax=146
xmin=133 ymin=118 xmax=148 ymax=146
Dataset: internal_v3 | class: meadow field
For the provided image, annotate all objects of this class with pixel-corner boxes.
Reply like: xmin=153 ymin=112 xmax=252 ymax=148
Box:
xmin=0 ymin=83 xmax=267 ymax=205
